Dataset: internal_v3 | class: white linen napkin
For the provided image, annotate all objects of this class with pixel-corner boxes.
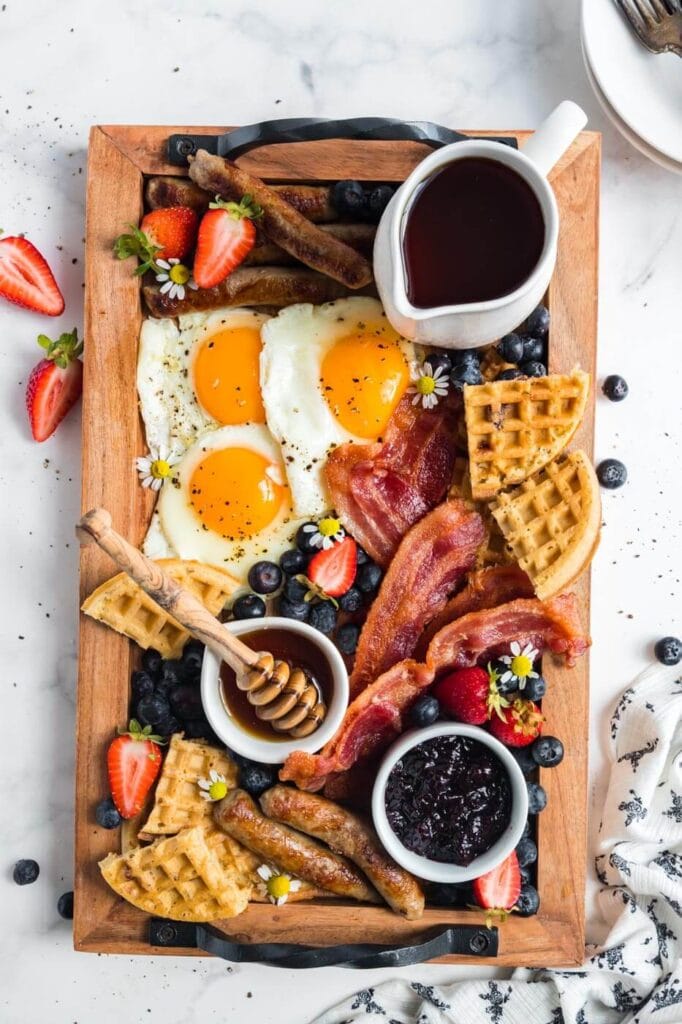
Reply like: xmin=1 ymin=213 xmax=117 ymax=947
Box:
xmin=310 ymin=662 xmax=682 ymax=1024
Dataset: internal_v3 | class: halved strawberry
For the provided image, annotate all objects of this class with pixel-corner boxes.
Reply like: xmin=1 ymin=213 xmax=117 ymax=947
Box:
xmin=489 ymin=698 xmax=544 ymax=748
xmin=433 ymin=666 xmax=508 ymax=726
xmin=0 ymin=235 xmax=64 ymax=315
xmin=473 ymin=851 xmax=521 ymax=916
xmin=193 ymin=195 xmax=262 ymax=289
xmin=307 ymin=536 xmax=358 ymax=598
xmin=25 ymin=328 xmax=83 ymax=441
xmin=107 ymin=719 xmax=164 ymax=820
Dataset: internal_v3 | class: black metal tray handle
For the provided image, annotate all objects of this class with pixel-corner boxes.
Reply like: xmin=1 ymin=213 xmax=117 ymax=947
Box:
xmin=167 ymin=116 xmax=516 ymax=165
xmin=150 ymin=918 xmax=498 ymax=968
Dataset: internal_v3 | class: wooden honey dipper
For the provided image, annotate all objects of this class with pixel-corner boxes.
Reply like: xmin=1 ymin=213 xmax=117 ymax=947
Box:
xmin=76 ymin=508 xmax=327 ymax=739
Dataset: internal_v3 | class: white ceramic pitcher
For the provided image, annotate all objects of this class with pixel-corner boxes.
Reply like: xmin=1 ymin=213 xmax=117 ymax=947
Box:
xmin=373 ymin=100 xmax=587 ymax=349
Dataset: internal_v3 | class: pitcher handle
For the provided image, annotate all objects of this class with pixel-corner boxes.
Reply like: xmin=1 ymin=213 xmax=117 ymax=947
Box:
xmin=521 ymin=100 xmax=587 ymax=177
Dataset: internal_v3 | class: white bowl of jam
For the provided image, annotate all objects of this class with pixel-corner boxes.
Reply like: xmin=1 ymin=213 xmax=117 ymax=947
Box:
xmin=201 ymin=617 xmax=349 ymax=764
xmin=372 ymin=722 xmax=528 ymax=883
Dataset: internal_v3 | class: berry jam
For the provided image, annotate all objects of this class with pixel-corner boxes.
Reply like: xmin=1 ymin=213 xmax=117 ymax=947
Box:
xmin=384 ymin=735 xmax=512 ymax=865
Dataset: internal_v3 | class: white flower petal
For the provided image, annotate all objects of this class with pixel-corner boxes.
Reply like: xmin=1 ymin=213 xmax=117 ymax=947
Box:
xmin=155 ymin=259 xmax=171 ymax=271
xmin=257 ymin=865 xmax=273 ymax=881
xmin=276 ymin=895 xmax=287 ymax=906
xmin=168 ymin=258 xmax=180 ymax=265
xmin=151 ymin=477 xmax=163 ymax=491
xmin=289 ymin=879 xmax=302 ymax=892
xmin=160 ymin=280 xmax=173 ymax=295
xmin=199 ymin=792 xmax=212 ymax=801
xmin=500 ymin=670 xmax=513 ymax=683
xmin=510 ymin=641 xmax=521 ymax=656
xmin=155 ymin=273 xmax=169 ymax=283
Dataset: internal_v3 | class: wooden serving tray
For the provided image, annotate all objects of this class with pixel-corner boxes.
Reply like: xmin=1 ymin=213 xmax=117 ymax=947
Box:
xmin=75 ymin=124 xmax=600 ymax=964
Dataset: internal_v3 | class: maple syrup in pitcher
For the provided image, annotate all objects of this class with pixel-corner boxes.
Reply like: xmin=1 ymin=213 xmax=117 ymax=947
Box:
xmin=220 ymin=627 xmax=332 ymax=740
xmin=402 ymin=157 xmax=545 ymax=308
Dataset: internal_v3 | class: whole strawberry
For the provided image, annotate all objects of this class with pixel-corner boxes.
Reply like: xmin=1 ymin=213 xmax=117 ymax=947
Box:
xmin=489 ymin=698 xmax=544 ymax=747
xmin=433 ymin=665 xmax=508 ymax=726
xmin=114 ymin=206 xmax=198 ymax=274
xmin=26 ymin=329 xmax=83 ymax=441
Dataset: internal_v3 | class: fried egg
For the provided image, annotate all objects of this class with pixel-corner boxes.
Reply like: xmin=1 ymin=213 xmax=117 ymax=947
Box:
xmin=155 ymin=423 xmax=305 ymax=577
xmin=137 ymin=307 xmax=270 ymax=458
xmin=260 ymin=297 xmax=417 ymax=517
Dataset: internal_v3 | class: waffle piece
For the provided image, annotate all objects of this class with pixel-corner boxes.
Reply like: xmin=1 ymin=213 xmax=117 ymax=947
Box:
xmin=139 ymin=735 xmax=238 ymax=838
xmin=490 ymin=449 xmax=601 ymax=599
xmin=99 ymin=825 xmax=254 ymax=921
xmin=464 ymin=370 xmax=590 ymax=500
xmin=81 ymin=559 xmax=239 ymax=659
xmin=448 ymin=457 xmax=514 ymax=568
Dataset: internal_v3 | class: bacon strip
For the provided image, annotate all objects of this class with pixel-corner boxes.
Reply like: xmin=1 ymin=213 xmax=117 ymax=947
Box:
xmin=325 ymin=392 xmax=462 ymax=567
xmin=349 ymin=500 xmax=485 ymax=698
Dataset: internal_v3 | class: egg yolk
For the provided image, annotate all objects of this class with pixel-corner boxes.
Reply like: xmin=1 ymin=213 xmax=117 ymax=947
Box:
xmin=193 ymin=326 xmax=265 ymax=425
xmin=320 ymin=329 xmax=410 ymax=438
xmin=188 ymin=447 xmax=287 ymax=539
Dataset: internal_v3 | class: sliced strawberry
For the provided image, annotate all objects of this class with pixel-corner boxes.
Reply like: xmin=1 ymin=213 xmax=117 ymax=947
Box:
xmin=489 ymin=698 xmax=544 ymax=747
xmin=307 ymin=536 xmax=358 ymax=598
xmin=25 ymin=328 xmax=83 ymax=441
xmin=433 ymin=666 xmax=508 ymax=726
xmin=139 ymin=206 xmax=198 ymax=261
xmin=473 ymin=851 xmax=521 ymax=913
xmin=107 ymin=719 xmax=164 ymax=820
xmin=193 ymin=195 xmax=262 ymax=289
xmin=0 ymin=236 xmax=64 ymax=315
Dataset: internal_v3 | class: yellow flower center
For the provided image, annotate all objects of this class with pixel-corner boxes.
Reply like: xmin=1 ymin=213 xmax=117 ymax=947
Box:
xmin=267 ymin=874 xmax=291 ymax=900
xmin=511 ymin=654 xmax=533 ymax=678
xmin=416 ymin=375 xmax=436 ymax=396
xmin=318 ymin=516 xmax=341 ymax=538
xmin=150 ymin=458 xmax=172 ymax=479
xmin=169 ymin=263 xmax=190 ymax=285
xmin=208 ymin=780 xmax=228 ymax=801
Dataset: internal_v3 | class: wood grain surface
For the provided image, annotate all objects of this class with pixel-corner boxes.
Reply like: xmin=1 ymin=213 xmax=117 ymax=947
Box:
xmin=75 ymin=124 xmax=600 ymax=964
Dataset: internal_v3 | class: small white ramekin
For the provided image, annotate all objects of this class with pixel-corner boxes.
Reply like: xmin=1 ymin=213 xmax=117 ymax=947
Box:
xmin=372 ymin=722 xmax=528 ymax=883
xmin=200 ymin=616 xmax=349 ymax=765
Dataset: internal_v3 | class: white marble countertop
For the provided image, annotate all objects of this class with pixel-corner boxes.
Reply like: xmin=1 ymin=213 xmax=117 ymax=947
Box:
xmin=1 ymin=1 xmax=681 ymax=1021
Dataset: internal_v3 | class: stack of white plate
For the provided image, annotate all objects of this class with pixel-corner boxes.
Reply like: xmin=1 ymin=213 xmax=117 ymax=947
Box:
xmin=581 ymin=0 xmax=682 ymax=173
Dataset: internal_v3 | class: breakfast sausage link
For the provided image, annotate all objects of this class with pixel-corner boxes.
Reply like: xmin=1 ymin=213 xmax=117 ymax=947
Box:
xmin=145 ymin=175 xmax=337 ymax=223
xmin=213 ymin=789 xmax=380 ymax=904
xmin=247 ymin=223 xmax=376 ymax=267
xmin=188 ymin=149 xmax=373 ymax=289
xmin=260 ymin=785 xmax=425 ymax=920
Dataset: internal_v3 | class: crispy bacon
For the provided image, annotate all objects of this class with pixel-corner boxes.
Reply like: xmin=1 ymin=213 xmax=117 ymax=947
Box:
xmin=426 ymin=593 xmax=590 ymax=673
xmin=280 ymin=661 xmax=434 ymax=792
xmin=325 ymin=391 xmax=462 ymax=567
xmin=349 ymin=500 xmax=484 ymax=698
xmin=416 ymin=565 xmax=535 ymax=657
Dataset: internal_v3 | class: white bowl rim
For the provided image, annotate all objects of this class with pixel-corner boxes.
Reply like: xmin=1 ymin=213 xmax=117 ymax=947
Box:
xmin=200 ymin=616 xmax=349 ymax=765
xmin=372 ymin=721 xmax=529 ymax=884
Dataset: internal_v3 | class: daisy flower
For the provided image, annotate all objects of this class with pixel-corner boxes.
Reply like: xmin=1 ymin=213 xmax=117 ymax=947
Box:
xmin=256 ymin=864 xmax=302 ymax=906
xmin=408 ymin=361 xmax=450 ymax=410
xmin=155 ymin=258 xmax=198 ymax=301
xmin=499 ymin=641 xmax=540 ymax=690
xmin=136 ymin=446 xmax=179 ymax=491
xmin=197 ymin=770 xmax=229 ymax=802
xmin=302 ymin=516 xmax=345 ymax=550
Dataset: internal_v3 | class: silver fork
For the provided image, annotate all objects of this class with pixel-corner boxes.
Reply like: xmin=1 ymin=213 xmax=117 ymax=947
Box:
xmin=615 ymin=0 xmax=682 ymax=56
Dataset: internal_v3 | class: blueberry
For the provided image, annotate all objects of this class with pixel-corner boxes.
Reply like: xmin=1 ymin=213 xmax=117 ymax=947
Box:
xmin=170 ymin=684 xmax=204 ymax=722
xmin=142 ymin=648 xmax=162 ymax=676
xmin=239 ymin=760 xmax=277 ymax=797
xmin=278 ymin=597 xmax=310 ymax=622
xmin=597 ymin=458 xmax=627 ymax=489
xmin=497 ymin=332 xmax=524 ymax=364
xmin=522 ymin=675 xmax=546 ymax=702
xmin=451 ymin=348 xmax=480 ymax=367
xmin=519 ymin=864 xmax=533 ymax=885
xmin=356 ymin=562 xmax=383 ymax=594
xmin=155 ymin=714 xmax=181 ymax=738
xmin=131 ymin=670 xmax=154 ymax=702
xmin=515 ymin=884 xmax=540 ymax=916
xmin=339 ymin=586 xmax=363 ymax=612
xmin=183 ymin=717 xmax=215 ymax=741
xmin=159 ymin=659 xmax=184 ymax=689
xmin=284 ymin=576 xmax=308 ymax=603
xmin=355 ymin=546 xmax=370 ymax=565
xmin=309 ymin=601 xmax=337 ymax=635
xmin=367 ymin=184 xmax=395 ymax=221
xmin=336 ymin=623 xmax=360 ymax=655
xmin=516 ymin=835 xmax=538 ymax=867
xmin=248 ymin=560 xmax=283 ymax=595
xmin=232 ymin=593 xmax=266 ymax=620
xmin=13 ymin=859 xmax=40 ymax=885
xmin=532 ymin=735 xmax=564 ymax=768
xmin=492 ymin=662 xmax=518 ymax=695
xmin=497 ymin=368 xmax=524 ymax=381
xmin=331 ymin=179 xmax=367 ymax=219
xmin=519 ymin=333 xmax=545 ymax=363
xmin=410 ymin=695 xmax=440 ymax=728
xmin=296 ymin=523 xmax=320 ymax=554
xmin=525 ymin=304 xmax=550 ymax=339
xmin=182 ymin=640 xmax=204 ymax=675
xmin=602 ymin=374 xmax=629 ymax=402
xmin=519 ymin=360 xmax=546 ymax=378
xmin=654 ymin=636 xmax=682 ymax=666
xmin=95 ymin=797 xmax=122 ymax=830
xmin=511 ymin=746 xmax=537 ymax=775
xmin=527 ymin=781 xmax=547 ymax=814
xmin=450 ymin=361 xmax=483 ymax=390
xmin=280 ymin=548 xmax=308 ymax=576
xmin=426 ymin=352 xmax=452 ymax=378
xmin=57 ymin=891 xmax=74 ymax=919
xmin=137 ymin=692 xmax=170 ymax=727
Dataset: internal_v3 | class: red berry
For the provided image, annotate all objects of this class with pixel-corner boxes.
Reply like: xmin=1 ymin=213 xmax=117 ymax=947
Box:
xmin=0 ymin=236 xmax=64 ymax=316
xmin=433 ymin=666 xmax=509 ymax=726
xmin=307 ymin=536 xmax=358 ymax=598
xmin=473 ymin=851 xmax=521 ymax=912
xmin=489 ymin=698 xmax=544 ymax=747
